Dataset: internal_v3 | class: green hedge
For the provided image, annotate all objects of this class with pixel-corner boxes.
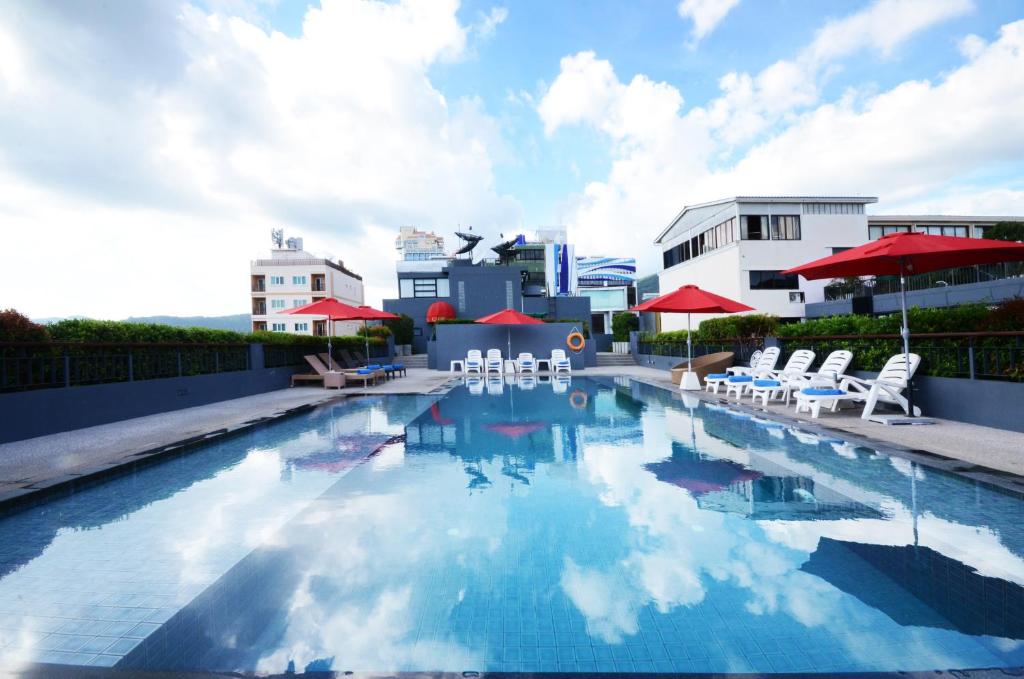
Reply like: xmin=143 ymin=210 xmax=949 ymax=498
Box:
xmin=611 ymin=312 xmax=638 ymax=341
xmin=777 ymin=304 xmax=996 ymax=337
xmin=41 ymin=318 xmax=384 ymax=346
xmin=642 ymin=314 xmax=780 ymax=343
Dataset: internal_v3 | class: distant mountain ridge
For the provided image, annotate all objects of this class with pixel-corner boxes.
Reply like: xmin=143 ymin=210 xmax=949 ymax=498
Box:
xmin=35 ymin=314 xmax=252 ymax=333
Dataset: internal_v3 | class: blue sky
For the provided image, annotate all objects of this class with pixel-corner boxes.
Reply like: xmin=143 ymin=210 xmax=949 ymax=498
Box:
xmin=2 ymin=0 xmax=1024 ymax=317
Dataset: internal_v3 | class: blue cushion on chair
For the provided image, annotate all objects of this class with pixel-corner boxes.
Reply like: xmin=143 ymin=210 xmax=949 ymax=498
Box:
xmin=754 ymin=379 xmax=781 ymax=387
xmin=367 ymin=364 xmax=382 ymax=370
xmin=801 ymin=388 xmax=845 ymax=396
xmin=728 ymin=375 xmax=753 ymax=383
xmin=357 ymin=368 xmax=373 ymax=375
xmin=707 ymin=373 xmax=730 ymax=380
xmin=392 ymin=363 xmax=404 ymax=369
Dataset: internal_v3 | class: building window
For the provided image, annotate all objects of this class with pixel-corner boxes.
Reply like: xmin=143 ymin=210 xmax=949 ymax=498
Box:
xmin=661 ymin=217 xmax=735 ymax=269
xmin=770 ymin=215 xmax=801 ymax=240
xmin=292 ymin=275 xmax=307 ymax=285
xmin=399 ymin=277 xmax=450 ymax=298
xmin=803 ymin=203 xmax=865 ymax=215
xmin=271 ymin=299 xmax=286 ymax=309
xmin=869 ymin=224 xmax=910 ymax=240
xmin=514 ymin=249 xmax=545 ymax=261
xmin=973 ymin=225 xmax=987 ymax=238
xmin=914 ymin=225 xmax=968 ymax=237
xmin=270 ymin=276 xmax=285 ymax=285
xmin=294 ymin=322 xmax=309 ymax=332
xmin=740 ymin=215 xmax=767 ymax=240
xmin=292 ymin=299 xmax=308 ymax=308
xmin=271 ymin=323 xmax=286 ymax=332
xmin=749 ymin=270 xmax=800 ymax=290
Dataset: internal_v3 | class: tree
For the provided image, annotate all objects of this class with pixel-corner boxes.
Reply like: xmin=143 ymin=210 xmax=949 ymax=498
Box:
xmin=984 ymin=221 xmax=1024 ymax=242
xmin=611 ymin=312 xmax=639 ymax=341
xmin=0 ymin=309 xmax=51 ymax=342
xmin=384 ymin=314 xmax=414 ymax=345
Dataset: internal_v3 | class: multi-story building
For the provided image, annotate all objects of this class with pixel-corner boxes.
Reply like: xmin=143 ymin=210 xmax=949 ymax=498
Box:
xmin=250 ymin=237 xmax=364 ymax=335
xmin=576 ymin=256 xmax=637 ymax=334
xmin=654 ymin=196 xmax=878 ymax=330
xmin=396 ymin=226 xmax=446 ymax=261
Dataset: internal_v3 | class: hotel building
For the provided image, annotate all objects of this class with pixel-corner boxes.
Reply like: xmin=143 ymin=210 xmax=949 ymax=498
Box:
xmin=250 ymin=237 xmax=364 ymax=335
xmin=655 ymin=196 xmax=878 ymax=330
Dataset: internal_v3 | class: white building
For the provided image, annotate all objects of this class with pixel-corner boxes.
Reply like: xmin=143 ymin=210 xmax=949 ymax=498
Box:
xmin=250 ymin=239 xmax=364 ymax=335
xmin=867 ymin=215 xmax=1019 ymax=240
xmin=654 ymin=196 xmax=878 ymax=330
xmin=396 ymin=226 xmax=446 ymax=261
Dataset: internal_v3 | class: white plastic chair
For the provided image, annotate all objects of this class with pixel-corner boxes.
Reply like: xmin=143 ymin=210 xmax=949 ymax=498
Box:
xmin=706 ymin=349 xmax=764 ymax=393
xmin=551 ymin=349 xmax=571 ymax=373
xmin=465 ymin=349 xmax=483 ymax=374
xmin=723 ymin=347 xmax=781 ymax=398
xmin=485 ymin=349 xmax=503 ymax=374
xmin=778 ymin=350 xmax=854 ymax=405
xmin=749 ymin=349 xmax=816 ymax=406
xmin=517 ymin=353 xmax=536 ymax=374
xmin=795 ymin=353 xmax=922 ymax=419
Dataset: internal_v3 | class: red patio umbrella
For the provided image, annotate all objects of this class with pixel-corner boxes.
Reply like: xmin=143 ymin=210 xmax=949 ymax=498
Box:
xmin=631 ymin=285 xmax=753 ymax=390
xmin=784 ymin=231 xmax=1024 ymax=416
xmin=476 ymin=308 xmax=544 ymax=360
xmin=283 ymin=298 xmax=364 ymax=370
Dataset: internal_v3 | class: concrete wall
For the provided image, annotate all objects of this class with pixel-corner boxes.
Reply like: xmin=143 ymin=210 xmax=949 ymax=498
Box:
xmin=0 ymin=364 xmax=300 ymax=443
xmin=428 ymin=323 xmax=596 ymax=371
xmin=805 ymin=276 xmax=1024 ymax=318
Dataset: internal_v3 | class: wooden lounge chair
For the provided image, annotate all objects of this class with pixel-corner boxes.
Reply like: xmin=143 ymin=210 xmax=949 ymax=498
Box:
xmin=291 ymin=355 xmax=336 ymax=388
xmin=313 ymin=353 xmax=384 ymax=386
xmin=670 ymin=352 xmax=734 ymax=385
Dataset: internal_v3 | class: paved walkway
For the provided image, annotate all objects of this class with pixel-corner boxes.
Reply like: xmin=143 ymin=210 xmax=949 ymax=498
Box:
xmin=2 ymin=365 xmax=1023 ymax=507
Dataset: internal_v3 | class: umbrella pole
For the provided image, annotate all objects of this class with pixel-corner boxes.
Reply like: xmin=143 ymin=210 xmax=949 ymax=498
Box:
xmin=364 ymin=320 xmax=370 ymax=364
xmin=899 ymin=258 xmax=915 ymax=417
xmin=507 ymin=328 xmax=512 ymax=372
xmin=687 ymin=312 xmax=693 ymax=370
xmin=680 ymin=312 xmax=700 ymax=390
xmin=327 ymin=316 xmax=333 ymax=371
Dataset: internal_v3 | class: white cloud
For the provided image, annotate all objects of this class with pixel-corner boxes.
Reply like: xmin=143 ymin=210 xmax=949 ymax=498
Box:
xmin=475 ymin=6 xmax=508 ymax=39
xmin=0 ymin=0 xmax=519 ymax=318
xmin=538 ymin=7 xmax=1021 ymax=273
xmin=677 ymin=0 xmax=741 ymax=44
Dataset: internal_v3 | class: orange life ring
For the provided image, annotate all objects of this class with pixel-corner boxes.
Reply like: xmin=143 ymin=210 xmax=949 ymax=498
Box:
xmin=569 ymin=390 xmax=588 ymax=409
xmin=566 ymin=331 xmax=586 ymax=352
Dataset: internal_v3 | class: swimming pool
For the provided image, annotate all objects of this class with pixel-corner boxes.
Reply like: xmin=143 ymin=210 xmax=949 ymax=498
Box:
xmin=1 ymin=376 xmax=1022 ymax=674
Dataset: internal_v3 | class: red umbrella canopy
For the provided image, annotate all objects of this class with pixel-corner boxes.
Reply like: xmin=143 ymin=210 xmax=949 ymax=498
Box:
xmin=631 ymin=284 xmax=754 ymax=314
xmin=354 ymin=305 xmax=400 ymax=320
xmin=783 ymin=231 xmax=1024 ymax=280
xmin=475 ymin=308 xmax=545 ymax=325
xmin=426 ymin=301 xmax=457 ymax=323
xmin=284 ymin=297 xmax=363 ymax=319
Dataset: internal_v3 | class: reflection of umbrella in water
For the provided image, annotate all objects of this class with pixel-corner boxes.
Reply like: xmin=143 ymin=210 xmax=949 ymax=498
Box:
xmin=645 ymin=452 xmax=763 ymax=496
xmin=485 ymin=422 xmax=547 ymax=438
xmin=430 ymin=402 xmax=453 ymax=425
xmin=801 ymin=536 xmax=1024 ymax=640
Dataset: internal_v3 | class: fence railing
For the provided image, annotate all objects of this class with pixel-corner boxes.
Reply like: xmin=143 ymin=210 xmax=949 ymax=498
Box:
xmin=636 ymin=339 xmax=764 ymax=365
xmin=0 ymin=343 xmax=251 ymax=393
xmin=774 ymin=332 xmax=1024 ymax=382
xmin=262 ymin=342 xmax=390 ymax=369
xmin=824 ymin=261 xmax=1024 ymax=301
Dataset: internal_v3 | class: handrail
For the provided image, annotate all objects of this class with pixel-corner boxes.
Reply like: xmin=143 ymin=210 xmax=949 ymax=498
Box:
xmin=0 ymin=342 xmax=250 ymax=348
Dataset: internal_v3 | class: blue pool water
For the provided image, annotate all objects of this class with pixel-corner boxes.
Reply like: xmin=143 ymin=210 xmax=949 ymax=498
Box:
xmin=1 ymin=376 xmax=1023 ymax=674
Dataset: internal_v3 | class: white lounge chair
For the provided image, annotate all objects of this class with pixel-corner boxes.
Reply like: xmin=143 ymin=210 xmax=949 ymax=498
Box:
xmin=749 ymin=349 xmax=816 ymax=406
xmin=465 ymin=349 xmax=483 ymax=374
xmin=727 ymin=349 xmax=763 ymax=376
xmin=517 ymin=352 xmax=537 ymax=374
xmin=705 ymin=349 xmax=770 ymax=393
xmin=720 ymin=347 xmax=781 ymax=398
xmin=485 ymin=349 xmax=503 ymax=374
xmin=794 ymin=353 xmax=922 ymax=419
xmin=466 ymin=375 xmax=485 ymax=395
xmin=774 ymin=350 xmax=854 ymax=406
xmin=551 ymin=349 xmax=571 ymax=373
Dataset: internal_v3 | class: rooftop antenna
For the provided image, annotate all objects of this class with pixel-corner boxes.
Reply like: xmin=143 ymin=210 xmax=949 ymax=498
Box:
xmin=271 ymin=228 xmax=284 ymax=249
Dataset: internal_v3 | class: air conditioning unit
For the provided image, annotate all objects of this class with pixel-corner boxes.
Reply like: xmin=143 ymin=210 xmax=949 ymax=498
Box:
xmin=789 ymin=291 xmax=806 ymax=303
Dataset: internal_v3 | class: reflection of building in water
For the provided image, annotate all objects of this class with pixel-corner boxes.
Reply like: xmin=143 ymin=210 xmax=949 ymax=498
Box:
xmin=803 ymin=537 xmax=1024 ymax=640
xmin=646 ymin=441 xmax=883 ymax=521
xmin=404 ymin=377 xmax=641 ymax=490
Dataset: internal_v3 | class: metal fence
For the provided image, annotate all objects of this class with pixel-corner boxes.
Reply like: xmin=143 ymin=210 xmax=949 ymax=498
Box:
xmin=824 ymin=262 xmax=1024 ymax=301
xmin=0 ymin=343 xmax=250 ymax=393
xmin=262 ymin=342 xmax=390 ymax=369
xmin=775 ymin=332 xmax=1024 ymax=381
xmin=636 ymin=339 xmax=764 ymax=365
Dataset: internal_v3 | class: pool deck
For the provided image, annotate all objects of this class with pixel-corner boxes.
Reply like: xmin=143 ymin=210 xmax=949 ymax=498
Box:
xmin=2 ymin=366 xmax=1023 ymax=509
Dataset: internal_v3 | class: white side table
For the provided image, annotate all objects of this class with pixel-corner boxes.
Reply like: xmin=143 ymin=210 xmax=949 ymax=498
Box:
xmin=503 ymin=359 xmax=518 ymax=374
xmin=536 ymin=358 xmax=552 ymax=372
xmin=323 ymin=371 xmax=345 ymax=390
xmin=449 ymin=359 xmax=465 ymax=373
